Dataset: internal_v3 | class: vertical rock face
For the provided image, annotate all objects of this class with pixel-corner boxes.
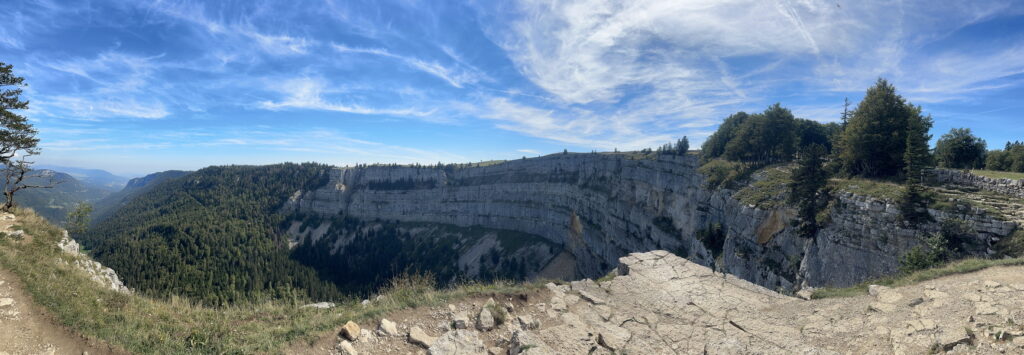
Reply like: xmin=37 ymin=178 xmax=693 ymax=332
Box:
xmin=290 ymin=154 xmax=1017 ymax=291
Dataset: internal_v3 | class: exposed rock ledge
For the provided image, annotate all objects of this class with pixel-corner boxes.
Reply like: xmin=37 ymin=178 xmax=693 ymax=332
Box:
xmin=341 ymin=251 xmax=1024 ymax=355
xmin=58 ymin=232 xmax=131 ymax=294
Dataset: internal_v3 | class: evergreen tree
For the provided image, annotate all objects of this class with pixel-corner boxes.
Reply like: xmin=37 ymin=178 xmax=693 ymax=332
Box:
xmin=65 ymin=202 xmax=92 ymax=237
xmin=838 ymin=79 xmax=925 ymax=178
xmin=788 ymin=144 xmax=829 ymax=236
xmin=899 ymin=111 xmax=934 ymax=224
xmin=0 ymin=62 xmax=44 ymax=211
xmin=0 ymin=62 xmax=39 ymax=167
xmin=677 ymin=136 xmax=689 ymax=155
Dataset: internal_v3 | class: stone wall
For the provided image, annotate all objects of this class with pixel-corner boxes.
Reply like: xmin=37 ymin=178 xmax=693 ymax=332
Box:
xmin=290 ymin=154 xmax=1017 ymax=292
xmin=934 ymin=169 xmax=1024 ymax=198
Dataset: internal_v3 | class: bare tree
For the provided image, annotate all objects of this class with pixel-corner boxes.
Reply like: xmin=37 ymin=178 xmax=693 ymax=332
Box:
xmin=3 ymin=153 xmax=58 ymax=211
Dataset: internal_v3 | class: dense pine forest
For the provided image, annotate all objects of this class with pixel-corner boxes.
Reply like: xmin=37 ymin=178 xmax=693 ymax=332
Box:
xmin=82 ymin=163 xmax=343 ymax=305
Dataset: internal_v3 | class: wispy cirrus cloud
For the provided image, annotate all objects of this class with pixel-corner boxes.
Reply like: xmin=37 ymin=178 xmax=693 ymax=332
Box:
xmin=332 ymin=44 xmax=486 ymax=88
xmin=258 ymin=77 xmax=434 ymax=117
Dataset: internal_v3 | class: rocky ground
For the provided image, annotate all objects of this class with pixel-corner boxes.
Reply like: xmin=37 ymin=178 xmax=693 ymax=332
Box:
xmin=307 ymin=251 xmax=1024 ymax=355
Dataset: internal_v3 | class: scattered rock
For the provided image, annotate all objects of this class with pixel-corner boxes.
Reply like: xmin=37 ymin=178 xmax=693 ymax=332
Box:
xmin=340 ymin=321 xmax=361 ymax=341
xmin=379 ymin=318 xmax=400 ymax=336
xmin=487 ymin=346 xmax=505 ymax=355
xmin=0 ymin=298 xmax=12 ymax=307
xmin=478 ymin=308 xmax=496 ymax=331
xmin=409 ymin=326 xmax=436 ymax=349
xmin=516 ymin=315 xmax=539 ymax=330
xmin=300 ymin=302 xmax=335 ymax=309
xmin=908 ymin=297 xmax=924 ymax=307
xmin=429 ymin=330 xmax=486 ymax=355
xmin=796 ymin=289 xmax=814 ymax=300
xmin=578 ymin=290 xmax=607 ymax=305
xmin=597 ymin=324 xmax=631 ymax=351
xmin=510 ymin=331 xmax=555 ymax=355
xmin=452 ymin=311 xmax=470 ymax=329
xmin=868 ymin=285 xmax=889 ymax=297
xmin=335 ymin=340 xmax=357 ymax=355
xmin=358 ymin=329 xmax=375 ymax=343
xmin=937 ymin=327 xmax=972 ymax=351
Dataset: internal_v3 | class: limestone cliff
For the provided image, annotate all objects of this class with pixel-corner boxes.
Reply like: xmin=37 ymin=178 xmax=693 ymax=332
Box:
xmin=288 ymin=153 xmax=1017 ymax=292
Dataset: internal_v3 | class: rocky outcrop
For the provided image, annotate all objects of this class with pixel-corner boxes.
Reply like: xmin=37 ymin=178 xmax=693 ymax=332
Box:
xmin=934 ymin=169 xmax=1024 ymax=198
xmin=290 ymin=153 xmax=1017 ymax=292
xmin=803 ymin=192 xmax=1015 ymax=288
xmin=345 ymin=251 xmax=1024 ymax=354
xmin=57 ymin=231 xmax=131 ymax=294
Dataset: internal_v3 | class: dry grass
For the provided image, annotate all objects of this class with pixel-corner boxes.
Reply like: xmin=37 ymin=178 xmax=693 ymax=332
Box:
xmin=0 ymin=208 xmax=538 ymax=354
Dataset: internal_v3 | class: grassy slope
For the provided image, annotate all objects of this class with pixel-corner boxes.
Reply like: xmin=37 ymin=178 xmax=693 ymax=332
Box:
xmin=970 ymin=170 xmax=1024 ymax=180
xmin=0 ymin=208 xmax=537 ymax=354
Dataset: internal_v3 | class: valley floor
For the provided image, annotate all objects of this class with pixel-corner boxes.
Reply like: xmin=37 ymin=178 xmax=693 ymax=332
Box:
xmin=306 ymin=251 xmax=1024 ymax=355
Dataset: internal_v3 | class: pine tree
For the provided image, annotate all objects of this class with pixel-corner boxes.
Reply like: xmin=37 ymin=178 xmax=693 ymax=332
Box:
xmin=788 ymin=144 xmax=829 ymax=236
xmin=899 ymin=110 xmax=934 ymax=224
xmin=677 ymin=136 xmax=689 ymax=155
xmin=838 ymin=79 xmax=921 ymax=178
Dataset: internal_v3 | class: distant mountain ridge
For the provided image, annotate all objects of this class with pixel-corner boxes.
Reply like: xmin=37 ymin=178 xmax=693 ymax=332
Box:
xmin=4 ymin=169 xmax=113 ymax=223
xmin=90 ymin=170 xmax=192 ymax=223
xmin=34 ymin=165 xmax=130 ymax=191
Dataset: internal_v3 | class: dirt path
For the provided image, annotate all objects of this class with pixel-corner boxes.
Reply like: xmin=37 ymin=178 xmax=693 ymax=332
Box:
xmin=0 ymin=265 xmax=115 ymax=355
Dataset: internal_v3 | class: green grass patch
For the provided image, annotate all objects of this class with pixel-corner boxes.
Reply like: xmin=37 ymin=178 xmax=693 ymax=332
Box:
xmin=970 ymin=170 xmax=1024 ymax=180
xmin=811 ymin=257 xmax=1024 ymax=299
xmin=829 ymin=178 xmax=906 ymax=201
xmin=995 ymin=230 xmax=1024 ymax=258
xmin=733 ymin=165 xmax=794 ymax=209
xmin=0 ymin=209 xmax=538 ymax=354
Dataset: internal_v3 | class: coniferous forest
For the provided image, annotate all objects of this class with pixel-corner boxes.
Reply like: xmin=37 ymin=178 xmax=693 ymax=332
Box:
xmin=82 ymin=163 xmax=344 ymax=305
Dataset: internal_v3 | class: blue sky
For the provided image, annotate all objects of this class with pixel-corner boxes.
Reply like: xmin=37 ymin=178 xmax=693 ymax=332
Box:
xmin=2 ymin=0 xmax=1023 ymax=176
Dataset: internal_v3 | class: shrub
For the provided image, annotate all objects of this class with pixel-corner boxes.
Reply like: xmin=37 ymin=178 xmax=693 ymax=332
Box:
xmin=698 ymin=159 xmax=748 ymax=189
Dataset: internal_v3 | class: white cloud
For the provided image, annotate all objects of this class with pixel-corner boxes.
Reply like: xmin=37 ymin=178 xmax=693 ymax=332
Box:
xmin=40 ymin=96 xmax=170 ymax=120
xmin=468 ymin=0 xmax=1024 ymax=149
xmin=481 ymin=97 xmax=673 ymax=150
xmin=332 ymin=44 xmax=485 ymax=88
xmin=258 ymin=77 xmax=433 ymax=117
xmin=140 ymin=1 xmax=315 ymax=57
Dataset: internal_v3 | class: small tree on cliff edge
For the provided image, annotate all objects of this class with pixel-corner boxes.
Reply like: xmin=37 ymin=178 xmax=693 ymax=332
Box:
xmin=899 ymin=109 xmax=934 ymax=224
xmin=789 ymin=144 xmax=829 ymax=236
xmin=0 ymin=62 xmax=46 ymax=212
